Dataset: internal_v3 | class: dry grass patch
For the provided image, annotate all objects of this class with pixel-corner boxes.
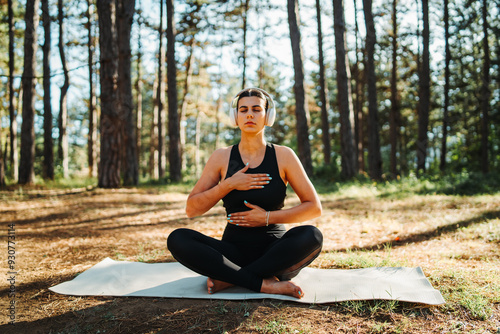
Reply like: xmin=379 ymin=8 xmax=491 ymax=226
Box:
xmin=0 ymin=182 xmax=499 ymax=333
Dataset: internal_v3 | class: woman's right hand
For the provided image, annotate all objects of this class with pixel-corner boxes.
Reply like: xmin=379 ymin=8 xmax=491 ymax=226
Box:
xmin=226 ymin=163 xmax=272 ymax=191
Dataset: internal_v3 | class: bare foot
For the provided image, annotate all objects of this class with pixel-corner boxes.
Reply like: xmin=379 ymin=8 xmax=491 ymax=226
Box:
xmin=260 ymin=277 xmax=304 ymax=299
xmin=207 ymin=278 xmax=234 ymax=294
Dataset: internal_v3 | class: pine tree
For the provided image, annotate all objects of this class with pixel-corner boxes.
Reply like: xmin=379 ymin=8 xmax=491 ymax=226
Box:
xmin=288 ymin=0 xmax=313 ymax=176
xmin=19 ymin=0 xmax=40 ymax=185
xmin=333 ymin=0 xmax=357 ymax=178
xmin=167 ymin=0 xmax=182 ymax=182
xmin=42 ymin=0 xmax=54 ymax=180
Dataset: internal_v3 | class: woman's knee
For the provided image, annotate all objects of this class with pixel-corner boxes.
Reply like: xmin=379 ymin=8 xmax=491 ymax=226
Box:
xmin=167 ymin=228 xmax=194 ymax=254
xmin=290 ymin=225 xmax=323 ymax=249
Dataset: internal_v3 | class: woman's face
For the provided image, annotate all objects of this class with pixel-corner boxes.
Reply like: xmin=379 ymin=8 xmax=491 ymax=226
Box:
xmin=237 ymin=96 xmax=267 ymax=130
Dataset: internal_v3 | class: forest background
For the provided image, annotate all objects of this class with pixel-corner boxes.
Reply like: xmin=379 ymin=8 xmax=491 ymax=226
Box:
xmin=1 ymin=0 xmax=500 ymax=332
xmin=0 ymin=0 xmax=499 ymax=187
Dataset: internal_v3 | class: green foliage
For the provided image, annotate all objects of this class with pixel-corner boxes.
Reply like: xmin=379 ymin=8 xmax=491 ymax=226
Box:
xmin=1 ymin=0 xmax=499 ymax=186
xmin=322 ymin=246 xmax=407 ymax=270
xmin=439 ymin=271 xmax=496 ymax=321
xmin=339 ymin=299 xmax=400 ymax=317
xmin=312 ymin=171 xmax=500 ymax=198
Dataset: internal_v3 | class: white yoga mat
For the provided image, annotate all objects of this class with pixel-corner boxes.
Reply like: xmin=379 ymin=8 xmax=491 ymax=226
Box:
xmin=49 ymin=258 xmax=445 ymax=305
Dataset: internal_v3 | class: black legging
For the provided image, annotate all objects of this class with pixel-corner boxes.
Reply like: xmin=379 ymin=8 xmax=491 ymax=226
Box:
xmin=167 ymin=225 xmax=323 ymax=292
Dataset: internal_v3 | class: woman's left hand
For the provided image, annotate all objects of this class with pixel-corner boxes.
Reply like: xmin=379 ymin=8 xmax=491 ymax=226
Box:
xmin=227 ymin=201 xmax=268 ymax=227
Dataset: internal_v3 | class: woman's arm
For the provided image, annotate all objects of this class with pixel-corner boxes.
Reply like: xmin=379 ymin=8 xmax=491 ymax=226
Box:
xmin=185 ymin=149 xmax=227 ymax=218
xmin=269 ymin=146 xmax=322 ymax=223
xmin=186 ymin=148 xmax=272 ymax=218
xmin=227 ymin=146 xmax=322 ymax=226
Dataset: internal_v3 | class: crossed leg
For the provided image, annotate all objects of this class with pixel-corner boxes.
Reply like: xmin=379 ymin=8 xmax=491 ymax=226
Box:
xmin=167 ymin=225 xmax=323 ymax=298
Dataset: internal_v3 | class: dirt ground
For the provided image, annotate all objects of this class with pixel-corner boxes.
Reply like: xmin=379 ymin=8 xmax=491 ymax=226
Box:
xmin=1 ymin=186 xmax=499 ymax=333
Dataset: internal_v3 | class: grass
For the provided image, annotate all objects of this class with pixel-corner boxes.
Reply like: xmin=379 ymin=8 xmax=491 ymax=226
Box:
xmin=312 ymin=170 xmax=500 ymax=197
xmin=1 ymin=172 xmax=499 ymax=333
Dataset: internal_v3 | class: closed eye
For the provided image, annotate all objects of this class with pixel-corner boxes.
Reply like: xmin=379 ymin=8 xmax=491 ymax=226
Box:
xmin=239 ymin=106 xmax=263 ymax=113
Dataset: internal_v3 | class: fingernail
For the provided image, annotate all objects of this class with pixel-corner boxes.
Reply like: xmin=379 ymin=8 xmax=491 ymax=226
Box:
xmin=236 ymin=224 xmax=239 ymax=226
xmin=228 ymin=214 xmax=232 ymax=217
xmin=266 ymin=181 xmax=270 ymax=184
xmin=269 ymin=177 xmax=272 ymax=180
xmin=244 ymin=200 xmax=248 ymax=203
xmin=246 ymin=162 xmax=249 ymax=166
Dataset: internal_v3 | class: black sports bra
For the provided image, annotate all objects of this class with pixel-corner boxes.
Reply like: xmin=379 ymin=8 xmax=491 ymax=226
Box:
xmin=222 ymin=143 xmax=287 ymax=215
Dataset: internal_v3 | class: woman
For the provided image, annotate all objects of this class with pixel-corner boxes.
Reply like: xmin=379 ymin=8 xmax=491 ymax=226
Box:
xmin=167 ymin=88 xmax=323 ymax=298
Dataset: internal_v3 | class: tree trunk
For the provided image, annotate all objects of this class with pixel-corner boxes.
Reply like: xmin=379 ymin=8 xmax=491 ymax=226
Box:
xmin=0 ymin=140 xmax=4 ymax=186
xmin=195 ymin=110 xmax=202 ymax=178
xmin=8 ymin=0 xmax=18 ymax=182
xmin=136 ymin=3 xmax=143 ymax=176
xmin=353 ymin=0 xmax=364 ymax=173
xmin=97 ymin=0 xmax=121 ymax=188
xmin=150 ymin=77 xmax=159 ymax=180
xmin=117 ymin=0 xmax=138 ymax=186
xmin=42 ymin=0 xmax=54 ymax=180
xmin=180 ymin=39 xmax=195 ymax=171
xmin=390 ymin=0 xmax=399 ymax=178
xmin=19 ymin=0 xmax=40 ymax=185
xmin=166 ymin=0 xmax=182 ymax=182
xmin=440 ymin=0 xmax=450 ymax=172
xmin=363 ymin=0 xmax=382 ymax=180
xmin=157 ymin=0 xmax=165 ymax=178
xmin=480 ymin=0 xmax=490 ymax=173
xmin=333 ymin=0 xmax=357 ymax=178
xmin=287 ymin=0 xmax=313 ymax=176
xmin=241 ymin=0 xmax=250 ymax=89
xmin=58 ymin=0 xmax=69 ymax=178
xmin=87 ymin=0 xmax=98 ymax=178
xmin=316 ymin=0 xmax=331 ymax=165
xmin=417 ymin=0 xmax=430 ymax=175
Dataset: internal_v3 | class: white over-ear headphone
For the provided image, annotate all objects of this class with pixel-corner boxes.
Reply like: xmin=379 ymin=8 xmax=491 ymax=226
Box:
xmin=229 ymin=87 xmax=276 ymax=127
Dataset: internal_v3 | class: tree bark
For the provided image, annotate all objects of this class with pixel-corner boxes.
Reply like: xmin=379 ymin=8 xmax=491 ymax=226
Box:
xmin=166 ymin=0 xmax=182 ymax=182
xmin=417 ymin=0 xmax=430 ymax=175
xmin=42 ymin=0 xmax=54 ymax=180
xmin=390 ymin=0 xmax=399 ymax=178
xmin=58 ymin=0 xmax=69 ymax=178
xmin=353 ymin=0 xmax=364 ymax=173
xmin=136 ymin=4 xmax=143 ymax=175
xmin=241 ymin=0 xmax=250 ymax=89
xmin=87 ymin=0 xmax=98 ymax=178
xmin=157 ymin=0 xmax=165 ymax=178
xmin=150 ymin=77 xmax=159 ymax=180
xmin=8 ymin=0 xmax=18 ymax=182
xmin=117 ymin=0 xmax=138 ymax=186
xmin=333 ymin=0 xmax=357 ymax=178
xmin=480 ymin=0 xmax=490 ymax=173
xmin=288 ymin=0 xmax=313 ymax=176
xmin=363 ymin=0 xmax=382 ymax=180
xmin=440 ymin=0 xmax=450 ymax=172
xmin=316 ymin=0 xmax=331 ymax=165
xmin=0 ymin=141 xmax=4 ymax=186
xmin=19 ymin=0 xmax=40 ymax=185
xmin=195 ymin=110 xmax=202 ymax=178
xmin=180 ymin=39 xmax=195 ymax=171
xmin=97 ymin=0 xmax=121 ymax=188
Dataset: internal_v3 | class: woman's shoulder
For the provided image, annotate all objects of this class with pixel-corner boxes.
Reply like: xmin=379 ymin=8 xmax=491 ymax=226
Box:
xmin=272 ymin=144 xmax=297 ymax=159
xmin=272 ymin=144 xmax=300 ymax=167
xmin=207 ymin=146 xmax=233 ymax=165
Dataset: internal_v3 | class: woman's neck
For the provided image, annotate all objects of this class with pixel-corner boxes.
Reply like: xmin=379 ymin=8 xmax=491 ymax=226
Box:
xmin=239 ymin=134 xmax=266 ymax=153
